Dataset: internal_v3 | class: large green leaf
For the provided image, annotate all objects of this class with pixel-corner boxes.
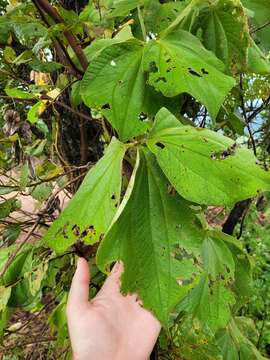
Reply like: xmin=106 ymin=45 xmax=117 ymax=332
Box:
xmin=97 ymin=149 xmax=204 ymax=325
xmin=143 ymin=30 xmax=235 ymax=120
xmin=195 ymin=0 xmax=250 ymax=69
xmin=147 ymin=108 xmax=270 ymax=206
xmin=44 ymin=138 xmax=126 ymax=253
xmin=81 ymin=40 xmax=150 ymax=141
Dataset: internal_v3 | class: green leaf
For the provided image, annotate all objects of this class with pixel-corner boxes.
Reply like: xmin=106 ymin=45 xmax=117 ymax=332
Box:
xmin=0 ymin=186 xmax=18 ymax=195
xmin=2 ymin=225 xmax=21 ymax=246
xmin=11 ymin=20 xmax=47 ymax=45
xmin=44 ymin=138 xmax=126 ymax=253
xmin=241 ymin=0 xmax=270 ymax=52
xmin=147 ymin=108 xmax=270 ymax=206
xmin=8 ymin=277 xmax=39 ymax=308
xmin=178 ymin=275 xmax=235 ymax=332
xmin=27 ymin=101 xmax=46 ymax=123
xmin=0 ymin=24 xmax=11 ymax=45
xmin=81 ymin=40 xmax=149 ymax=141
xmin=25 ymin=139 xmax=47 ymax=157
xmin=107 ymin=0 xmax=141 ymax=18
xmin=0 ymin=199 xmax=18 ymax=219
xmin=202 ymin=231 xmax=235 ymax=279
xmin=142 ymin=1 xmax=187 ymax=35
xmin=247 ymin=40 xmax=270 ymax=74
xmin=227 ymin=111 xmax=245 ymax=135
xmin=70 ymin=81 xmax=82 ymax=107
xmin=143 ymin=30 xmax=235 ymax=120
xmin=2 ymin=249 xmax=31 ymax=286
xmin=31 ymin=183 xmax=52 ymax=202
xmin=29 ymin=59 xmax=63 ymax=72
xmin=5 ymin=88 xmax=35 ymax=100
xmin=19 ymin=163 xmax=29 ymax=189
xmin=97 ymin=149 xmax=204 ymax=325
xmin=3 ymin=46 xmax=16 ymax=63
xmin=0 ymin=307 xmax=12 ymax=342
xmin=195 ymin=0 xmax=250 ymax=69
xmin=216 ymin=319 xmax=267 ymax=360
xmin=0 ymin=286 xmax=11 ymax=312
xmin=12 ymin=50 xmax=33 ymax=65
xmin=84 ymin=33 xmax=132 ymax=62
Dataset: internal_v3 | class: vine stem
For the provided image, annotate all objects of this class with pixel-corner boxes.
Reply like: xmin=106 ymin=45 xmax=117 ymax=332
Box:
xmin=137 ymin=6 xmax=147 ymax=41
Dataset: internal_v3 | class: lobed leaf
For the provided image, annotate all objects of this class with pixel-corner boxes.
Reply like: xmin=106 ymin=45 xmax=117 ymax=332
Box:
xmin=147 ymin=108 xmax=270 ymax=206
xmin=81 ymin=40 xmax=150 ymax=141
xmin=97 ymin=148 xmax=205 ymax=325
xmin=143 ymin=30 xmax=235 ymax=120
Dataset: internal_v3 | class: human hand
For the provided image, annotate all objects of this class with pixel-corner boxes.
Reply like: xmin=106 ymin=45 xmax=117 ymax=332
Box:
xmin=66 ymin=258 xmax=161 ymax=360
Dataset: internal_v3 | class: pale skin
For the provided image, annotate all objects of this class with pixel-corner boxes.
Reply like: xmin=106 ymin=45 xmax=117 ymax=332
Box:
xmin=66 ymin=258 xmax=161 ymax=360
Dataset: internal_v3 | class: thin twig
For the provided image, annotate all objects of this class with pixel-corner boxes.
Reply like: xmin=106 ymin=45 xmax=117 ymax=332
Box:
xmin=251 ymin=21 xmax=270 ymax=34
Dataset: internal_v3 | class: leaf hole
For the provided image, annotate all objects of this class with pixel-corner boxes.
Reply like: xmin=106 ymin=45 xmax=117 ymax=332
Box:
xmin=155 ymin=76 xmax=167 ymax=83
xmin=139 ymin=112 xmax=148 ymax=121
xmin=188 ymin=68 xmax=202 ymax=78
xmin=101 ymin=103 xmax=111 ymax=109
xmin=201 ymin=68 xmax=209 ymax=75
xmin=156 ymin=142 xmax=165 ymax=149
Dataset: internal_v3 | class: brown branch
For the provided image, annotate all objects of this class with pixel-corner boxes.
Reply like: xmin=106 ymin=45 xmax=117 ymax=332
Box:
xmin=248 ymin=95 xmax=270 ymax=123
xmin=222 ymin=199 xmax=252 ymax=236
xmin=32 ymin=0 xmax=83 ymax=78
xmin=36 ymin=0 xmax=89 ymax=71
xmin=42 ymin=94 xmax=97 ymax=123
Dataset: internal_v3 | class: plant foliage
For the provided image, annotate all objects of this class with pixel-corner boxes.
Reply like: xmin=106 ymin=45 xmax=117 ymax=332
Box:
xmin=0 ymin=0 xmax=270 ymax=358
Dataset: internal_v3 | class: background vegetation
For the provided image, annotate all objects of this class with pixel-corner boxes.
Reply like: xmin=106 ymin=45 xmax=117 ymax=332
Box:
xmin=0 ymin=0 xmax=270 ymax=359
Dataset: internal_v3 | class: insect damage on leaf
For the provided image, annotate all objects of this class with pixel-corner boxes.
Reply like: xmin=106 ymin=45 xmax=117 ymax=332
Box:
xmin=68 ymin=223 xmax=97 ymax=241
xmin=101 ymin=103 xmax=111 ymax=109
xmin=155 ymin=76 xmax=167 ymax=83
xmin=156 ymin=142 xmax=166 ymax=149
xmin=211 ymin=143 xmax=238 ymax=160
xmin=149 ymin=61 xmax=158 ymax=73
xmin=139 ymin=112 xmax=148 ymax=121
xmin=188 ymin=68 xmax=202 ymax=78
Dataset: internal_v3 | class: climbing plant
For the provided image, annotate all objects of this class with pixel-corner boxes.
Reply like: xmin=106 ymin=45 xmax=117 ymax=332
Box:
xmin=0 ymin=0 xmax=270 ymax=358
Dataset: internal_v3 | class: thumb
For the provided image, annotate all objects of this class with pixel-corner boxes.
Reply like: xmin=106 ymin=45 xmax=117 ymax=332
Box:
xmin=67 ymin=257 xmax=90 ymax=311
